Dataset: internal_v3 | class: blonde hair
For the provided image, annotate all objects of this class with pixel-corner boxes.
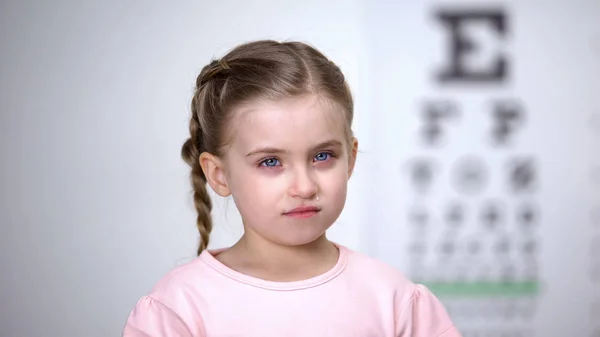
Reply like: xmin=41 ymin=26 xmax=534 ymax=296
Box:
xmin=180 ymin=40 xmax=354 ymax=255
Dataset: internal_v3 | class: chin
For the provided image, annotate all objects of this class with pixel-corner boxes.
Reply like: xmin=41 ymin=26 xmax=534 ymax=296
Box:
xmin=270 ymin=223 xmax=332 ymax=247
xmin=279 ymin=235 xmax=326 ymax=247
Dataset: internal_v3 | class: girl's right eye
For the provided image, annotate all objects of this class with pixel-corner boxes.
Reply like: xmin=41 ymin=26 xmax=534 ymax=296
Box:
xmin=259 ymin=158 xmax=281 ymax=168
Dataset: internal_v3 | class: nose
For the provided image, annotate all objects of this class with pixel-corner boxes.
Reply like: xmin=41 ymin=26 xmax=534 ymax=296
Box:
xmin=288 ymin=165 xmax=319 ymax=199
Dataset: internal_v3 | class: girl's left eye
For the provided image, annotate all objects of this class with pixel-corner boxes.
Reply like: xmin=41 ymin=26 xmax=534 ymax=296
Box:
xmin=314 ymin=152 xmax=332 ymax=162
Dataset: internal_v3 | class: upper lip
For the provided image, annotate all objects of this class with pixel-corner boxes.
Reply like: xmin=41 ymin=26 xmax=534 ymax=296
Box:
xmin=284 ymin=206 xmax=321 ymax=214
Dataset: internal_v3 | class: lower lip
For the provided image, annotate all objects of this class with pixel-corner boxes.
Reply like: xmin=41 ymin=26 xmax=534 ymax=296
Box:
xmin=284 ymin=210 xmax=319 ymax=219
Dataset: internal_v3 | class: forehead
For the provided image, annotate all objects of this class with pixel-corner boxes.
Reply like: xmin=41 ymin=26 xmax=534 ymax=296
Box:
xmin=227 ymin=94 xmax=347 ymax=152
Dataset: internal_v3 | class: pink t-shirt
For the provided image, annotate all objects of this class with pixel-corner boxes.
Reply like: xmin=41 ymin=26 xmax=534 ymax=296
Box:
xmin=123 ymin=243 xmax=461 ymax=336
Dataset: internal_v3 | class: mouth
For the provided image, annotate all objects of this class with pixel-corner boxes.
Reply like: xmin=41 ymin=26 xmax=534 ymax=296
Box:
xmin=283 ymin=206 xmax=321 ymax=219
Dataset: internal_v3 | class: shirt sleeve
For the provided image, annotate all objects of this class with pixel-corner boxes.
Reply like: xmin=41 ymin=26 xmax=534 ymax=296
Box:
xmin=395 ymin=284 xmax=462 ymax=337
xmin=122 ymin=296 xmax=197 ymax=337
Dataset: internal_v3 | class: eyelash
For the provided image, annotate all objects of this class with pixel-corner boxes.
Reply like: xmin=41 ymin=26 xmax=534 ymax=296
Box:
xmin=258 ymin=151 xmax=336 ymax=168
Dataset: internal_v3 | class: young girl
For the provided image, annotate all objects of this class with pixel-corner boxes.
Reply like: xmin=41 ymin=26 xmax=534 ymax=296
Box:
xmin=123 ymin=40 xmax=461 ymax=337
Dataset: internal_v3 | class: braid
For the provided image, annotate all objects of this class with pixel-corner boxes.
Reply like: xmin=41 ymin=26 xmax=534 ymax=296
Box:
xmin=181 ymin=90 xmax=214 ymax=255
xmin=181 ymin=58 xmax=231 ymax=255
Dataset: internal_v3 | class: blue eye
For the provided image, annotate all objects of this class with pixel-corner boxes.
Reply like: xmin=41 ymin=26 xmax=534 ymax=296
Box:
xmin=260 ymin=158 xmax=281 ymax=167
xmin=314 ymin=152 xmax=331 ymax=162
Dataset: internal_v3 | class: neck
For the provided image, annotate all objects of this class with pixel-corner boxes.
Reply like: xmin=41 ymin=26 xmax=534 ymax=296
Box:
xmin=219 ymin=233 xmax=339 ymax=282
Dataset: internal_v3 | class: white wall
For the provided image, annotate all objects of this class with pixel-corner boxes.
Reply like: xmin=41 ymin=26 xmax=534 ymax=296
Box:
xmin=365 ymin=2 xmax=600 ymax=337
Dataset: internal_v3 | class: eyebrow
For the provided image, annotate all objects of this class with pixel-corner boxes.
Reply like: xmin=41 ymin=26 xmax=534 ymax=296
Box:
xmin=245 ymin=139 xmax=344 ymax=157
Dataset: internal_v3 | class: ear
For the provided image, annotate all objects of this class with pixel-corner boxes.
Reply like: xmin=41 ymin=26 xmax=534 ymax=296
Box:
xmin=347 ymin=137 xmax=358 ymax=179
xmin=199 ymin=152 xmax=231 ymax=197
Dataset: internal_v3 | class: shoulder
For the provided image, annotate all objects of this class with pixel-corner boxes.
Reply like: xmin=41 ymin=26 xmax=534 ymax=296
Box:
xmin=147 ymin=256 xmax=213 ymax=304
xmin=340 ymin=246 xmax=460 ymax=336
xmin=341 ymin=245 xmax=416 ymax=295
xmin=122 ymin=257 xmax=212 ymax=337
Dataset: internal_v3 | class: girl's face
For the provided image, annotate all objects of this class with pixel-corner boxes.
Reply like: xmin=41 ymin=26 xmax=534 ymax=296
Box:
xmin=207 ymin=94 xmax=357 ymax=247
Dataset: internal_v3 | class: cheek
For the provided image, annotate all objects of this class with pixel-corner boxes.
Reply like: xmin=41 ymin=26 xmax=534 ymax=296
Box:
xmin=319 ymin=166 xmax=349 ymax=199
xmin=229 ymin=181 xmax=267 ymax=224
xmin=228 ymin=168 xmax=283 ymax=208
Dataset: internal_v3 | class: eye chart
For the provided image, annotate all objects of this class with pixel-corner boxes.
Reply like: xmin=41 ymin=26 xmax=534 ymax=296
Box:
xmin=364 ymin=2 xmax=600 ymax=336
